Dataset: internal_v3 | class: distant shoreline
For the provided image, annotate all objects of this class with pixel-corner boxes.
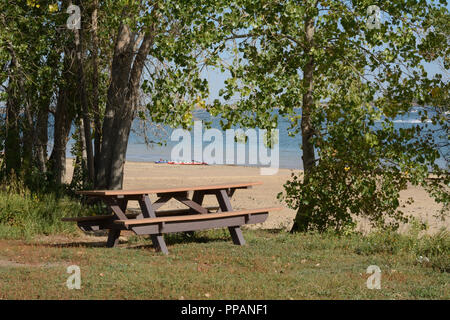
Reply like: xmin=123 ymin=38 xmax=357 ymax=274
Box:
xmin=66 ymin=156 xmax=303 ymax=171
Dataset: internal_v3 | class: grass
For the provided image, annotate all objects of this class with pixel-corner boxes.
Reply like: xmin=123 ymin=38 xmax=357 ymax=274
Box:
xmin=0 ymin=192 xmax=87 ymax=240
xmin=0 ymin=191 xmax=448 ymax=299
xmin=0 ymin=229 xmax=448 ymax=300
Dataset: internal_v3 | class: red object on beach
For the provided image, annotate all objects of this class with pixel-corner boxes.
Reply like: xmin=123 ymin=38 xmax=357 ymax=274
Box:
xmin=167 ymin=161 xmax=208 ymax=165
xmin=154 ymin=159 xmax=208 ymax=165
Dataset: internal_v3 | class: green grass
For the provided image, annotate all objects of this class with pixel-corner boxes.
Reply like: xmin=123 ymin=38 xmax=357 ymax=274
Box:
xmin=0 ymin=229 xmax=448 ymax=300
xmin=0 ymin=192 xmax=90 ymax=239
xmin=0 ymin=192 xmax=448 ymax=299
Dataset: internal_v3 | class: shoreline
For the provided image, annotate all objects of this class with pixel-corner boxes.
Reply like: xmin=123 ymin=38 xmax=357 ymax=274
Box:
xmin=66 ymin=156 xmax=304 ymax=171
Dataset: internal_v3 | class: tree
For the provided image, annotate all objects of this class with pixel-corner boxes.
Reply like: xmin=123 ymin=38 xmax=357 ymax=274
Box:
xmin=0 ymin=1 xmax=63 ymax=184
xmin=96 ymin=1 xmax=213 ymax=190
xmin=206 ymin=0 xmax=449 ymax=232
xmin=0 ymin=0 xmax=215 ymax=191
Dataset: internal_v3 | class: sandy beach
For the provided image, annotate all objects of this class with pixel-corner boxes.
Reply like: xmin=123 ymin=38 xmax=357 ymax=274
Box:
xmin=65 ymin=159 xmax=448 ymax=234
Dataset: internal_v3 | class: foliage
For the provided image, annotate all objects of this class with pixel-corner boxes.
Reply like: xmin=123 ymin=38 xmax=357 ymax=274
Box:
xmin=279 ymin=75 xmax=448 ymax=232
xmin=202 ymin=0 xmax=449 ymax=232
xmin=140 ymin=1 xmax=218 ymax=130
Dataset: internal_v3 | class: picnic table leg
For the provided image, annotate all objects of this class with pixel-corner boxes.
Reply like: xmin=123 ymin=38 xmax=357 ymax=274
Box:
xmin=139 ymin=194 xmax=169 ymax=254
xmin=106 ymin=229 xmax=121 ymax=248
xmin=151 ymin=234 xmax=169 ymax=255
xmin=104 ymin=197 xmax=128 ymax=248
xmin=191 ymin=191 xmax=205 ymax=210
xmin=216 ymin=189 xmax=246 ymax=246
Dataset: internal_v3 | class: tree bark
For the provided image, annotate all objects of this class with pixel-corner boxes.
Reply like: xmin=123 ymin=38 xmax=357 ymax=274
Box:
xmin=91 ymin=0 xmax=102 ymax=186
xmin=291 ymin=14 xmax=316 ymax=233
xmin=74 ymin=21 xmax=95 ymax=185
xmin=71 ymin=119 xmax=88 ymax=186
xmin=35 ymin=43 xmax=60 ymax=174
xmin=4 ymin=45 xmax=22 ymax=177
xmin=301 ymin=17 xmax=316 ymax=174
xmin=50 ymin=86 xmax=73 ymax=185
xmin=49 ymin=46 xmax=76 ymax=185
xmin=96 ymin=20 xmax=154 ymax=190
xmin=4 ymin=75 xmax=21 ymax=176
xmin=35 ymin=103 xmax=49 ymax=173
xmin=22 ymin=99 xmax=34 ymax=180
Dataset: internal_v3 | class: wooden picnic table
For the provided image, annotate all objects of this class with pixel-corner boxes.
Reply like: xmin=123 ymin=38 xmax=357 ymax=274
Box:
xmin=63 ymin=181 xmax=281 ymax=254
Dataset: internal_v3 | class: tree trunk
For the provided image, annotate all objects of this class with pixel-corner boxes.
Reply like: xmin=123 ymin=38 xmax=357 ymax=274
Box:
xmin=4 ymin=43 xmax=23 ymax=177
xmin=71 ymin=119 xmax=88 ymax=186
xmin=49 ymin=13 xmax=82 ymax=185
xmin=35 ymin=105 xmax=49 ymax=173
xmin=91 ymin=0 xmax=102 ymax=186
xmin=50 ymin=41 xmax=77 ymax=186
xmin=96 ymin=21 xmax=154 ymax=190
xmin=4 ymin=75 xmax=21 ymax=177
xmin=22 ymin=99 xmax=34 ymax=181
xmin=291 ymin=15 xmax=316 ymax=233
xmin=74 ymin=22 xmax=95 ymax=185
xmin=50 ymin=85 xmax=74 ymax=185
xmin=36 ymin=42 xmax=60 ymax=174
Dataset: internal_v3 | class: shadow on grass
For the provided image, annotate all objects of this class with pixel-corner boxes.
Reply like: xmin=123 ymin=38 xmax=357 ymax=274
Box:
xmin=36 ymin=241 xmax=112 ymax=249
xmin=258 ymin=228 xmax=285 ymax=234
xmin=24 ymin=228 xmax=281 ymax=252
xmin=32 ymin=232 xmax=231 ymax=251
xmin=128 ymin=232 xmax=232 ymax=250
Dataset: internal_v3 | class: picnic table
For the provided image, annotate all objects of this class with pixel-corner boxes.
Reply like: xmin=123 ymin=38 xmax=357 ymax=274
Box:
xmin=62 ymin=181 xmax=281 ymax=254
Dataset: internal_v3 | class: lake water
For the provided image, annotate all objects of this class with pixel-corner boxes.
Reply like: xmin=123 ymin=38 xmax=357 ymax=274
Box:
xmin=65 ymin=108 xmax=448 ymax=170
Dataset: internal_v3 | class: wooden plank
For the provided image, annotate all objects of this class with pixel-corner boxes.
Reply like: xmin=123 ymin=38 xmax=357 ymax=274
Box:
xmin=174 ymin=196 xmax=209 ymax=214
xmin=229 ymin=226 xmax=246 ymax=245
xmin=64 ymin=207 xmax=220 ymax=222
xmin=216 ymin=189 xmax=233 ymax=211
xmin=215 ymin=189 xmax=245 ymax=246
xmin=137 ymin=194 xmax=169 ymax=254
xmin=151 ymin=234 xmax=169 ymax=255
xmin=75 ymin=181 xmax=263 ymax=196
xmin=155 ymin=206 xmax=219 ymax=217
xmin=152 ymin=195 xmax=172 ymax=211
xmin=139 ymin=194 xmax=156 ymax=218
xmin=156 ymin=191 xmax=188 ymax=198
xmin=114 ymin=207 xmax=282 ymax=226
xmin=131 ymin=213 xmax=268 ymax=235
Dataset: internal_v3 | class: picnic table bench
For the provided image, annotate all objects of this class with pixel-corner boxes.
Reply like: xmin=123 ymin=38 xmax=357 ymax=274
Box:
xmin=62 ymin=181 xmax=282 ymax=254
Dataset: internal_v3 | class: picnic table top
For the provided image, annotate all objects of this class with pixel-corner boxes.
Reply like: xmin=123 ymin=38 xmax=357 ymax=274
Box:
xmin=76 ymin=181 xmax=263 ymax=196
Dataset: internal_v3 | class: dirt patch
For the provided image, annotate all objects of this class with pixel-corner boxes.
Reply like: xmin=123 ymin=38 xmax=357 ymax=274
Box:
xmin=32 ymin=232 xmax=134 ymax=246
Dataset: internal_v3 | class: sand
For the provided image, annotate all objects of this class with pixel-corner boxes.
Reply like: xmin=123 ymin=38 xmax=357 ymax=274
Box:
xmin=65 ymin=159 xmax=448 ymax=234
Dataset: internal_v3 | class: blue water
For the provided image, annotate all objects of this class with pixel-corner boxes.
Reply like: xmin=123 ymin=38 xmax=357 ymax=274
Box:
xmin=126 ymin=109 xmax=304 ymax=169
xmin=64 ymin=108 xmax=448 ymax=170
